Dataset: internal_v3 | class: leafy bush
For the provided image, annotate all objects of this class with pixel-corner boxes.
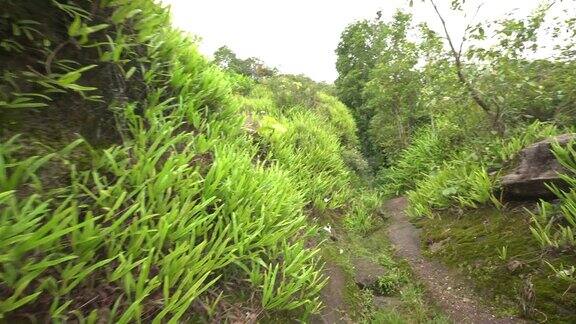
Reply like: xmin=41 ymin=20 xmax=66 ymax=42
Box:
xmin=227 ymin=72 xmax=256 ymax=95
xmin=260 ymin=111 xmax=353 ymax=210
xmin=406 ymin=158 xmax=501 ymax=218
xmin=316 ymin=92 xmax=359 ymax=148
xmin=239 ymin=72 xmax=365 ymax=212
xmin=490 ymin=121 xmax=560 ymax=166
xmin=342 ymin=147 xmax=371 ymax=178
xmin=377 ymin=268 xmax=409 ymax=296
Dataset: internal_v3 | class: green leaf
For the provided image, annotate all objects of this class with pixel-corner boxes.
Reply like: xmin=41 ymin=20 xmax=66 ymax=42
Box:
xmin=68 ymin=14 xmax=82 ymax=37
xmin=125 ymin=66 xmax=137 ymax=80
xmin=0 ymin=101 xmax=49 ymax=109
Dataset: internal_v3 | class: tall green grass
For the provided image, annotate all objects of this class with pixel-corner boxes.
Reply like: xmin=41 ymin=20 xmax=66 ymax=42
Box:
xmin=0 ymin=0 xmax=364 ymax=321
xmin=239 ymin=77 xmax=366 ymax=212
xmin=380 ymin=119 xmax=561 ymax=218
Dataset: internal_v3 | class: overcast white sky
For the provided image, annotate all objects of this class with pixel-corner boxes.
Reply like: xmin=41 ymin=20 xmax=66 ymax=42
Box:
xmin=162 ymin=0 xmax=550 ymax=82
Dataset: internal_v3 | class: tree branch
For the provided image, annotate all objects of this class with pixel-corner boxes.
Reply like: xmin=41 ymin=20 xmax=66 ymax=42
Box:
xmin=429 ymin=0 xmax=493 ymax=116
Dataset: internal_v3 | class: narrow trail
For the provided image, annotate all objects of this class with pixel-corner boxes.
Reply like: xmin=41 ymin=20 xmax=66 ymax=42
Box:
xmin=313 ymin=261 xmax=348 ymax=324
xmin=386 ymin=197 xmax=523 ymax=324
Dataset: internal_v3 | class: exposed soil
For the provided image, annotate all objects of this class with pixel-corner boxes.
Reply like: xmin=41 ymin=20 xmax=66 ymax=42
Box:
xmin=313 ymin=261 xmax=348 ymax=324
xmin=386 ymin=197 xmax=524 ymax=324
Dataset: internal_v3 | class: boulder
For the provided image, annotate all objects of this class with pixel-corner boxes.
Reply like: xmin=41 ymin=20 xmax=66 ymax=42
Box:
xmin=501 ymin=133 xmax=575 ymax=200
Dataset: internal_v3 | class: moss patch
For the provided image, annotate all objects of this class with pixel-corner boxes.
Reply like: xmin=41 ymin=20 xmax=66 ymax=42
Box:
xmin=418 ymin=206 xmax=576 ymax=322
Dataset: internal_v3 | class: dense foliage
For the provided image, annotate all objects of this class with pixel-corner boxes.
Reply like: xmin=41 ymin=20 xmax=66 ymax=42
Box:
xmin=336 ymin=3 xmax=576 ymax=169
xmin=336 ymin=2 xmax=576 ymax=319
xmin=213 ymin=45 xmax=277 ymax=79
xmin=0 ymin=0 xmax=374 ymax=321
xmin=531 ymin=140 xmax=576 ymax=253
xmin=336 ymin=1 xmax=576 ymax=213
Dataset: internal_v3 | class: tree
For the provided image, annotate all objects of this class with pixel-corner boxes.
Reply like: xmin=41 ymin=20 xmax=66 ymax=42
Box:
xmin=337 ymin=1 xmax=576 ymax=170
xmin=213 ymin=46 xmax=277 ymax=79
xmin=426 ymin=0 xmax=570 ymax=134
xmin=363 ymin=12 xmax=423 ymax=161
xmin=335 ymin=17 xmax=389 ymax=160
xmin=336 ymin=11 xmax=438 ymax=166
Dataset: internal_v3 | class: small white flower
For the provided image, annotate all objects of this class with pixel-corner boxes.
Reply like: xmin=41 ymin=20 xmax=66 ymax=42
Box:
xmin=322 ymin=224 xmax=332 ymax=234
xmin=339 ymin=249 xmax=344 ymax=254
xmin=323 ymin=197 xmax=331 ymax=203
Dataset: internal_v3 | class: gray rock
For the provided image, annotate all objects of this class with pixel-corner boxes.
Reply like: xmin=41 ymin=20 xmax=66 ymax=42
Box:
xmin=352 ymin=257 xmax=386 ymax=290
xmin=501 ymin=133 xmax=575 ymax=200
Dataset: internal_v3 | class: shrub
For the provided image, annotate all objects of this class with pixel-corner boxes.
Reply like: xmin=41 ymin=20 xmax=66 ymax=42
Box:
xmin=383 ymin=121 xmax=562 ymax=218
xmin=406 ymin=158 xmax=500 ymax=218
xmin=377 ymin=268 xmax=409 ymax=295
xmin=342 ymin=147 xmax=371 ymax=178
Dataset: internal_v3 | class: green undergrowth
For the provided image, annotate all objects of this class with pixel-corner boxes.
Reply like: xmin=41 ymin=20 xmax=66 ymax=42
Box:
xmin=418 ymin=207 xmax=576 ymax=322
xmin=376 ymin=114 xmax=562 ymax=216
xmin=394 ymin=120 xmax=562 ymax=218
xmin=317 ymin=211 xmax=449 ymax=323
xmin=386 ymin=121 xmax=576 ymax=322
xmin=530 ymin=140 xmax=576 ymax=254
xmin=0 ymin=0 xmax=370 ymax=321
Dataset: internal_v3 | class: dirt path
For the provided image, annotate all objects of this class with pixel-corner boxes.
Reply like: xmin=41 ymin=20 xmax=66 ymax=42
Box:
xmin=312 ymin=261 xmax=348 ymax=324
xmin=386 ymin=197 xmax=523 ymax=324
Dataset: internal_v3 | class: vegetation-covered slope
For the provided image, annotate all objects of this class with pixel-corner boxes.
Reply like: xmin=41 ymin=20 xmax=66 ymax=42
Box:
xmin=0 ymin=1 xmax=378 ymax=321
